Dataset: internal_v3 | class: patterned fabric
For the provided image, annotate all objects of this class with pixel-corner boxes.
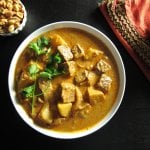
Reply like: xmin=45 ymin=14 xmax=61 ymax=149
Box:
xmin=99 ymin=0 xmax=150 ymax=81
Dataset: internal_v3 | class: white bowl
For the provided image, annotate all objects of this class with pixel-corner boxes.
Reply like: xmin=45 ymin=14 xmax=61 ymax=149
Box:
xmin=8 ymin=21 xmax=126 ymax=139
xmin=0 ymin=1 xmax=27 ymax=36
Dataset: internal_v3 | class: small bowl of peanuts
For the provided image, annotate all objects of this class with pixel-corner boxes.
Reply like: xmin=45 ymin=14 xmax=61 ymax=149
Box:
xmin=0 ymin=0 xmax=27 ymax=36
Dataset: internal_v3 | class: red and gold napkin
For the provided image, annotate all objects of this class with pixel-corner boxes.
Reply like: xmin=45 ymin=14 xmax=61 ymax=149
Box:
xmin=99 ymin=0 xmax=150 ymax=81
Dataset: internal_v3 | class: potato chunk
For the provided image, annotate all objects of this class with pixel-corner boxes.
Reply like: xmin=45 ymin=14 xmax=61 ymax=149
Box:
xmin=57 ymin=45 xmax=73 ymax=61
xmin=74 ymin=87 xmax=92 ymax=111
xmin=61 ymin=82 xmax=76 ymax=103
xmin=87 ymin=87 xmax=105 ymax=105
xmin=51 ymin=34 xmax=67 ymax=47
xmin=85 ymin=48 xmax=103 ymax=60
xmin=37 ymin=102 xmax=53 ymax=125
xmin=77 ymin=104 xmax=92 ymax=118
xmin=74 ymin=87 xmax=83 ymax=110
xmin=57 ymin=103 xmax=72 ymax=117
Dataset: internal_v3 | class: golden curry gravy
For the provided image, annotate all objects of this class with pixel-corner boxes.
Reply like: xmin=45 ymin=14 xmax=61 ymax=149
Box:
xmin=15 ymin=28 xmax=119 ymax=132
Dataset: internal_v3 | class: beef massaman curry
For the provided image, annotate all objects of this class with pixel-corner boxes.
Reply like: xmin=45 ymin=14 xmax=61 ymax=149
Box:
xmin=15 ymin=28 xmax=119 ymax=132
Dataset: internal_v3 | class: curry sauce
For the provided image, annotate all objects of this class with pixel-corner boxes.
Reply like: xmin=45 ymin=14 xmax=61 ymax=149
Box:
xmin=15 ymin=28 xmax=119 ymax=132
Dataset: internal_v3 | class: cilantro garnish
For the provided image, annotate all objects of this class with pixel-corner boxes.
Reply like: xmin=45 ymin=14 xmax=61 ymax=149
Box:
xmin=28 ymin=36 xmax=51 ymax=56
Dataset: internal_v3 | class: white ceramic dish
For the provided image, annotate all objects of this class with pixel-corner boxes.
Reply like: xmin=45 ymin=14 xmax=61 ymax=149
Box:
xmin=0 ymin=1 xmax=27 ymax=36
xmin=8 ymin=21 xmax=126 ymax=139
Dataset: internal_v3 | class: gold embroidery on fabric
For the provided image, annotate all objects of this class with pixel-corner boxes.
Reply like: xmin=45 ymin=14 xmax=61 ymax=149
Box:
xmin=102 ymin=0 xmax=150 ymax=67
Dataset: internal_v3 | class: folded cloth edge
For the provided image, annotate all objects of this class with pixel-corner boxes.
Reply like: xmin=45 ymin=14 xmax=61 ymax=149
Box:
xmin=99 ymin=3 xmax=150 ymax=81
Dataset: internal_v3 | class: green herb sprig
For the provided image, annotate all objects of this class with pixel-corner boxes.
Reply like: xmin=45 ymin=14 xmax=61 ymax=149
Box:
xmin=28 ymin=36 xmax=51 ymax=56
xmin=39 ymin=52 xmax=65 ymax=79
xmin=22 ymin=37 xmax=66 ymax=114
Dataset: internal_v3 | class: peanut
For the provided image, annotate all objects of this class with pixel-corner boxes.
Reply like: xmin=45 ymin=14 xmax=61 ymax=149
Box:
xmin=8 ymin=18 xmax=16 ymax=24
xmin=0 ymin=1 xmax=7 ymax=8
xmin=8 ymin=24 xmax=15 ymax=32
xmin=7 ymin=2 xmax=13 ymax=10
xmin=16 ymin=12 xmax=23 ymax=18
xmin=13 ymin=4 xmax=21 ymax=11
xmin=0 ymin=0 xmax=24 ymax=34
xmin=14 ymin=21 xmax=20 ymax=28
xmin=0 ymin=18 xmax=7 ymax=25
xmin=4 ymin=10 xmax=13 ymax=18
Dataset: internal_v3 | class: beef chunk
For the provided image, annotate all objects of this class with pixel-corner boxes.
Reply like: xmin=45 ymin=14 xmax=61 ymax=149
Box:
xmin=63 ymin=61 xmax=76 ymax=76
xmin=96 ymin=59 xmax=111 ymax=73
xmin=71 ymin=44 xmax=85 ymax=58
xmin=38 ymin=79 xmax=53 ymax=101
xmin=74 ymin=69 xmax=88 ymax=84
xmin=87 ymin=71 xmax=99 ymax=86
xmin=98 ymin=74 xmax=112 ymax=92
xmin=57 ymin=45 xmax=73 ymax=61
xmin=61 ymin=82 xmax=76 ymax=103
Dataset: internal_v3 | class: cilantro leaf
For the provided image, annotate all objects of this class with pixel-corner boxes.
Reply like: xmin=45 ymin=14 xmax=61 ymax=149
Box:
xmin=39 ymin=71 xmax=52 ymax=79
xmin=53 ymin=52 xmax=62 ymax=63
xmin=40 ymin=36 xmax=49 ymax=46
xmin=28 ymin=36 xmax=50 ymax=56
xmin=39 ymin=66 xmax=64 ymax=79
xmin=29 ymin=42 xmax=40 ymax=54
xmin=39 ymin=52 xmax=65 ymax=79
xmin=28 ymin=64 xmax=39 ymax=77
xmin=22 ymin=85 xmax=35 ymax=98
xmin=37 ymin=38 xmax=42 ymax=47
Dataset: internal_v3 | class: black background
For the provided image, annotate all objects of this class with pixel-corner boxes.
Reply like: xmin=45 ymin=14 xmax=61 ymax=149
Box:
xmin=0 ymin=0 xmax=150 ymax=149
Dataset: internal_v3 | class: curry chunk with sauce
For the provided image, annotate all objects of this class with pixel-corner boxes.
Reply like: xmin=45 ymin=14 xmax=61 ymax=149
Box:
xmin=15 ymin=28 xmax=119 ymax=132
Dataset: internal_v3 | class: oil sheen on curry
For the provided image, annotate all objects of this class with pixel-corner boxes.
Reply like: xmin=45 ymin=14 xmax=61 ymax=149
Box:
xmin=15 ymin=28 xmax=119 ymax=132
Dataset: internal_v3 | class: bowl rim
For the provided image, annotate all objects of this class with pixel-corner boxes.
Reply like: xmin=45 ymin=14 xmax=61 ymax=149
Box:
xmin=8 ymin=21 xmax=126 ymax=139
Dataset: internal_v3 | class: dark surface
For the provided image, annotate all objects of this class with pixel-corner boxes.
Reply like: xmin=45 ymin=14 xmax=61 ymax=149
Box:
xmin=1 ymin=0 xmax=150 ymax=149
